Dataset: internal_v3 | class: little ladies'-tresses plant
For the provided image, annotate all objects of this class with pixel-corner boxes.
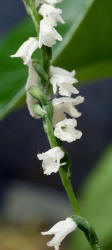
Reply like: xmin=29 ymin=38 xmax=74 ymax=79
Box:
xmin=11 ymin=0 xmax=101 ymax=249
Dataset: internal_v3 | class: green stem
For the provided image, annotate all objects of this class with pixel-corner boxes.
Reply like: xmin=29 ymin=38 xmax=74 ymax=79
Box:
xmin=23 ymin=0 xmax=40 ymax=36
xmin=24 ymin=1 xmax=101 ymax=249
xmin=24 ymin=1 xmax=81 ymax=216
xmin=42 ymin=46 xmax=52 ymax=73
xmin=43 ymin=116 xmax=81 ymax=216
xmin=59 ymin=167 xmax=81 ymax=216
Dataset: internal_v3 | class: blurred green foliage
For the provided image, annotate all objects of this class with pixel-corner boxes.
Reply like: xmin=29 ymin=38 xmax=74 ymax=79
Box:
xmin=1 ymin=0 xmax=112 ymax=120
xmin=72 ymin=145 xmax=112 ymax=250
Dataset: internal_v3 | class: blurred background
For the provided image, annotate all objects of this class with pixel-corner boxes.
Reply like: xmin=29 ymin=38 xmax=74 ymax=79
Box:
xmin=0 ymin=0 xmax=112 ymax=249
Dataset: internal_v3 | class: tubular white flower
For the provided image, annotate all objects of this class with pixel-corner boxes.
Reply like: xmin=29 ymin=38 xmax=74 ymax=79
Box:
xmin=39 ymin=19 xmax=62 ymax=48
xmin=37 ymin=147 xmax=65 ymax=175
xmin=25 ymin=61 xmax=39 ymax=118
xmin=54 ymin=118 xmax=82 ymax=143
xmin=52 ymin=96 xmax=84 ymax=126
xmin=35 ymin=0 xmax=62 ymax=8
xmin=50 ymin=66 xmax=79 ymax=97
xmin=42 ymin=217 xmax=77 ymax=250
xmin=11 ymin=37 xmax=39 ymax=65
xmin=39 ymin=4 xmax=65 ymax=27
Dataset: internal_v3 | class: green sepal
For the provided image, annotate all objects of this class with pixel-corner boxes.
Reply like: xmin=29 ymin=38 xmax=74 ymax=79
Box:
xmin=33 ymin=61 xmax=48 ymax=82
xmin=29 ymin=86 xmax=47 ymax=104
xmin=72 ymin=215 xmax=101 ymax=250
xmin=60 ymin=150 xmax=72 ymax=178
xmin=33 ymin=103 xmax=47 ymax=118
xmin=42 ymin=46 xmax=52 ymax=73
xmin=44 ymin=102 xmax=53 ymax=121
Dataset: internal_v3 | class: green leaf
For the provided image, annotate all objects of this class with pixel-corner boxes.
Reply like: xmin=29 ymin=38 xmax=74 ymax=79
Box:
xmin=55 ymin=0 xmax=112 ymax=82
xmin=72 ymin=145 xmax=112 ymax=250
xmin=0 ymin=0 xmax=112 ymax=120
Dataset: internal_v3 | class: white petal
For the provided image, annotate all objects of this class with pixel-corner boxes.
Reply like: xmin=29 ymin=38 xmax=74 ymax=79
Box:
xmin=54 ymin=118 xmax=82 ymax=142
xmin=42 ymin=217 xmax=77 ymax=250
xmin=25 ymin=62 xmax=39 ymax=118
xmin=58 ymin=82 xmax=79 ymax=97
xmin=35 ymin=0 xmax=62 ymax=7
xmin=50 ymin=66 xmax=76 ymax=77
xmin=39 ymin=19 xmax=62 ymax=48
xmin=39 ymin=4 xmax=65 ymax=27
xmin=50 ymin=66 xmax=79 ymax=97
xmin=46 ymin=0 xmax=62 ymax=3
xmin=52 ymin=96 xmax=84 ymax=126
xmin=37 ymin=147 xmax=65 ymax=175
xmin=11 ymin=37 xmax=39 ymax=65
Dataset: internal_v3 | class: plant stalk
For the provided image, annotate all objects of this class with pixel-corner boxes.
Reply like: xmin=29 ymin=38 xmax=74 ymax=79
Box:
xmin=23 ymin=0 xmax=40 ymax=35
xmin=24 ymin=1 xmax=101 ymax=249
xmin=43 ymin=116 xmax=81 ymax=216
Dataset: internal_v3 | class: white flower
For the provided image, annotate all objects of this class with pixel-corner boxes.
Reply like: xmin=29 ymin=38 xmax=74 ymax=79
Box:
xmin=39 ymin=4 xmax=64 ymax=27
xmin=52 ymin=96 xmax=84 ymax=126
xmin=25 ymin=62 xmax=39 ymax=118
xmin=37 ymin=147 xmax=65 ymax=175
xmin=35 ymin=0 xmax=62 ymax=7
xmin=42 ymin=217 xmax=77 ymax=250
xmin=54 ymin=118 xmax=82 ymax=143
xmin=11 ymin=37 xmax=39 ymax=65
xmin=39 ymin=19 xmax=62 ymax=48
xmin=50 ymin=66 xmax=79 ymax=97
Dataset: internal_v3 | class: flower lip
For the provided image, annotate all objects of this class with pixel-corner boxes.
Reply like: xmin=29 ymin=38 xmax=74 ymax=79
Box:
xmin=37 ymin=147 xmax=66 ymax=175
xmin=11 ymin=37 xmax=39 ymax=65
xmin=54 ymin=118 xmax=82 ymax=143
xmin=50 ymin=66 xmax=79 ymax=96
xmin=39 ymin=4 xmax=65 ymax=27
xmin=52 ymin=96 xmax=84 ymax=127
xmin=39 ymin=19 xmax=62 ymax=48
xmin=41 ymin=217 xmax=77 ymax=250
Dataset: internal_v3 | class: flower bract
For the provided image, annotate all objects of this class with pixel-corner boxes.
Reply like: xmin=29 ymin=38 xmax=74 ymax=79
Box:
xmin=25 ymin=62 xmax=39 ymax=118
